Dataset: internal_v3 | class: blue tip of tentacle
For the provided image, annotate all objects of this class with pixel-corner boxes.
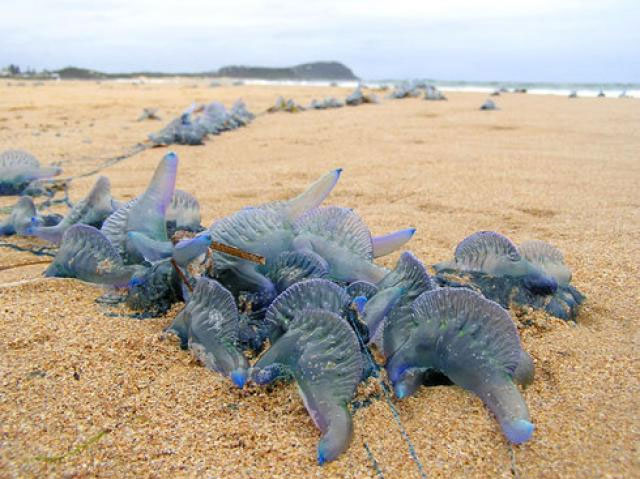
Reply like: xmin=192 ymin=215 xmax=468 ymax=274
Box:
xmin=230 ymin=370 xmax=247 ymax=389
xmin=317 ymin=448 xmax=327 ymax=466
xmin=394 ymin=383 xmax=409 ymax=399
xmin=505 ymin=419 xmax=534 ymax=444
xmin=352 ymin=295 xmax=368 ymax=314
xmin=128 ymin=276 xmax=145 ymax=288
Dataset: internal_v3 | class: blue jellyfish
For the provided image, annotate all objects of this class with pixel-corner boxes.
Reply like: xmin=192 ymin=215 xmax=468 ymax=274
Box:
xmin=251 ymin=308 xmax=363 ymax=464
xmin=44 ymin=224 xmax=144 ymax=287
xmin=0 ymin=149 xmax=62 ymax=195
xmin=31 ymin=176 xmax=118 ymax=244
xmin=384 ymin=288 xmax=535 ymax=445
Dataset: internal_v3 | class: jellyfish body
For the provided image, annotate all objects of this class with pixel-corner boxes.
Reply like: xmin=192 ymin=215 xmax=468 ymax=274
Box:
xmin=384 ymin=288 xmax=534 ymax=444
xmin=263 ymin=278 xmax=351 ymax=342
xmin=102 ymin=152 xmax=177 ymax=264
xmin=127 ymin=230 xmax=212 ymax=267
xmin=480 ymin=99 xmax=498 ymax=110
xmin=166 ymin=189 xmax=202 ymax=235
xmin=261 ymin=250 xmax=329 ymax=293
xmin=209 ymin=170 xmax=342 ymax=297
xmin=292 ymin=206 xmax=388 ymax=284
xmin=44 ymin=224 xmax=143 ymax=287
xmin=0 ymin=149 xmax=62 ymax=195
xmin=435 ymin=231 xmax=558 ymax=296
xmin=168 ymin=278 xmax=249 ymax=386
xmin=0 ymin=196 xmax=41 ymax=236
xmin=32 ymin=176 xmax=117 ymax=244
xmin=251 ymin=308 xmax=363 ymax=464
xmin=363 ymin=251 xmax=434 ymax=346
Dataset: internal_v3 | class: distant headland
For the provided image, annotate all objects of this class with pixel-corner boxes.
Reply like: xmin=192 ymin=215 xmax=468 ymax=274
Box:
xmin=0 ymin=61 xmax=359 ymax=81
xmin=213 ymin=62 xmax=358 ymax=81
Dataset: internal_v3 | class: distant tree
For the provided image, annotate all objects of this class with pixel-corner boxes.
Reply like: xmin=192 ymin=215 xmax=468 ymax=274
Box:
xmin=8 ymin=64 xmax=20 ymax=75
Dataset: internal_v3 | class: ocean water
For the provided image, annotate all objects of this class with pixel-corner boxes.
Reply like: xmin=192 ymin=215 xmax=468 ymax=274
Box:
xmin=240 ymin=78 xmax=638 ymax=98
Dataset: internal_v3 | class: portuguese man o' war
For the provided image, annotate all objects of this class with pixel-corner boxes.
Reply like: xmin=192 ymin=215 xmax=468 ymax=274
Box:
xmin=309 ymin=97 xmax=344 ymax=109
xmin=149 ymin=100 xmax=254 ymax=146
xmin=424 ymin=85 xmax=447 ymax=101
xmin=44 ymin=224 xmax=144 ymax=287
xmin=263 ymin=278 xmax=351 ymax=342
xmin=480 ymin=99 xmax=499 ymax=110
xmin=361 ymin=251 xmax=434 ymax=347
xmin=31 ymin=176 xmax=118 ymax=244
xmin=345 ymin=86 xmax=379 ymax=106
xmin=167 ymin=277 xmax=249 ymax=387
xmin=434 ymin=232 xmax=584 ymax=320
xmin=251 ymin=307 xmax=362 ymax=464
xmin=292 ymin=206 xmax=389 ymax=284
xmin=208 ymin=169 xmax=342 ymax=300
xmin=166 ymin=189 xmax=202 ymax=235
xmin=267 ymin=96 xmax=306 ymax=113
xmin=384 ymin=288 xmax=535 ymax=444
xmin=0 ymin=196 xmax=42 ymax=236
xmin=434 ymin=231 xmax=558 ymax=295
xmin=6 ymin=130 xmax=590 ymax=466
xmin=102 ymin=152 xmax=178 ymax=264
xmin=388 ymin=82 xmax=422 ymax=99
xmin=0 ymin=149 xmax=62 ymax=195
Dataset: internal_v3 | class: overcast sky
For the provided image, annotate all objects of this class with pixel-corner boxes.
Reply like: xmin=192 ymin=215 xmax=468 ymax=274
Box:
xmin=2 ymin=0 xmax=638 ymax=82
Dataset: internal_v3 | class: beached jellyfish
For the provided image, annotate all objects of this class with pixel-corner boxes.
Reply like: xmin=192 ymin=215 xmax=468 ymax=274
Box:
xmin=371 ymin=228 xmax=416 ymax=258
xmin=125 ymin=259 xmax=182 ymax=314
xmin=362 ymin=251 xmax=434 ymax=346
xmin=0 ymin=149 xmax=62 ymax=195
xmin=44 ymin=224 xmax=144 ymax=287
xmin=166 ymin=189 xmax=202 ymax=235
xmin=149 ymin=111 xmax=209 ymax=146
xmin=230 ymin=99 xmax=255 ymax=124
xmin=292 ymin=206 xmax=390 ymax=284
xmin=260 ymin=250 xmax=329 ymax=293
xmin=480 ymin=99 xmax=498 ymax=110
xmin=569 ymin=90 xmax=578 ymax=98
xmin=0 ymin=196 xmax=43 ymax=236
xmin=263 ymin=278 xmax=351 ymax=342
xmin=208 ymin=169 xmax=342 ymax=301
xmin=267 ymin=96 xmax=306 ymax=113
xmin=434 ymin=231 xmax=558 ymax=295
xmin=167 ymin=277 xmax=249 ymax=387
xmin=388 ymin=82 xmax=421 ymax=99
xmin=137 ymin=108 xmax=161 ymax=121
xmin=309 ymin=97 xmax=344 ymax=109
xmin=519 ymin=240 xmax=572 ymax=287
xmin=384 ymin=288 xmax=535 ymax=444
xmin=424 ymin=85 xmax=447 ymax=101
xmin=345 ymin=86 xmax=378 ymax=106
xmin=251 ymin=308 xmax=363 ymax=464
xmin=433 ymin=232 xmax=584 ymax=320
xmin=31 ymin=176 xmax=118 ymax=244
xmin=126 ymin=230 xmax=212 ymax=267
xmin=101 ymin=152 xmax=177 ymax=264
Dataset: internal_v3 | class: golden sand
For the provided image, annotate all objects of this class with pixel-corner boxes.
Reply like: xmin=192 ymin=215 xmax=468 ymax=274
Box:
xmin=0 ymin=80 xmax=638 ymax=478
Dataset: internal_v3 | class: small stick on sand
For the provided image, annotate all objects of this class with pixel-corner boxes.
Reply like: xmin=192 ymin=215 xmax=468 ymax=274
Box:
xmin=210 ymin=242 xmax=265 ymax=265
xmin=170 ymin=258 xmax=193 ymax=293
xmin=0 ymin=259 xmax=52 ymax=272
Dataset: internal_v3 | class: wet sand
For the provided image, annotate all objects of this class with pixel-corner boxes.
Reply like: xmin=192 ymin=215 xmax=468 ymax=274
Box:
xmin=1 ymin=80 xmax=638 ymax=478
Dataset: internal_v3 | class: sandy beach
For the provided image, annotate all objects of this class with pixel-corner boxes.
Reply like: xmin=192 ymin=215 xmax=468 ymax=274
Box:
xmin=0 ymin=80 xmax=638 ymax=478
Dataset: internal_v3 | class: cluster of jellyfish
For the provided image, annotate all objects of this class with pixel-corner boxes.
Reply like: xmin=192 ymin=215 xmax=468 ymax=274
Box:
xmin=1 ymin=147 xmax=585 ymax=465
xmin=148 ymin=99 xmax=255 ymax=146
xmin=266 ymin=85 xmax=380 ymax=114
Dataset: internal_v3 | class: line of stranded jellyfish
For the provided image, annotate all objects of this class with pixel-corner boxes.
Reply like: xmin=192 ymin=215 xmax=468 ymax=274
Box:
xmin=0 ymin=87 xmax=584 ymax=465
